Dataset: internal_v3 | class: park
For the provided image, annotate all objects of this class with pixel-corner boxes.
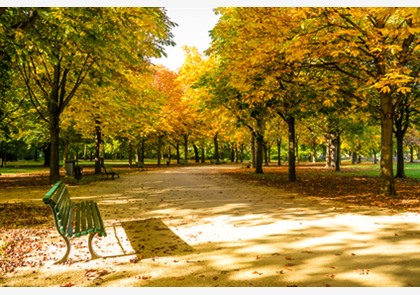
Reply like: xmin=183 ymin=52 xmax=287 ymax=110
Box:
xmin=0 ymin=7 xmax=419 ymax=288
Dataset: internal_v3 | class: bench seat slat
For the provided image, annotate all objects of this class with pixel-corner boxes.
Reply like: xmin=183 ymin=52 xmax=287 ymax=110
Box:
xmin=74 ymin=204 xmax=81 ymax=237
xmin=81 ymin=201 xmax=87 ymax=235
xmin=66 ymin=203 xmax=75 ymax=237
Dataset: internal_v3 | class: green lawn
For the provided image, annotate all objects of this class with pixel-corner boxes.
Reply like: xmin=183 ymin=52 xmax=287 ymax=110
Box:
xmin=340 ymin=162 xmax=420 ymax=178
xmin=1 ymin=159 xmax=419 ymax=179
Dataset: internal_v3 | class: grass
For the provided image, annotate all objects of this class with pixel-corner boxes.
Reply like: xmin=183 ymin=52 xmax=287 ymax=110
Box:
xmin=339 ymin=162 xmax=420 ymax=178
xmin=1 ymin=159 xmax=419 ymax=179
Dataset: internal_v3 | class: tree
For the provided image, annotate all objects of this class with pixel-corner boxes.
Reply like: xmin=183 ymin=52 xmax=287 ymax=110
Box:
xmin=8 ymin=7 xmax=175 ymax=183
xmin=295 ymin=8 xmax=420 ymax=195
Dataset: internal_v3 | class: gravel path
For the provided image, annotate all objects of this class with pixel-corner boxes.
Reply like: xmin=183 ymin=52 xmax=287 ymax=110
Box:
xmin=1 ymin=164 xmax=419 ymax=287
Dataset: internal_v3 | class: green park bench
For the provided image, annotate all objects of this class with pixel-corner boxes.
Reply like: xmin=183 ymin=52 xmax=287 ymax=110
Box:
xmin=42 ymin=180 xmax=107 ymax=264
xmin=101 ymin=164 xmax=120 ymax=179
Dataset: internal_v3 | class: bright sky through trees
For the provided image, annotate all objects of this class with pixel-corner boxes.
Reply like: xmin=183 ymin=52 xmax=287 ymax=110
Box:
xmin=151 ymin=7 xmax=220 ymax=72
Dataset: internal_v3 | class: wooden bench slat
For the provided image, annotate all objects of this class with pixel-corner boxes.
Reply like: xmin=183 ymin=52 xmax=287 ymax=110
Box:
xmin=66 ymin=203 xmax=75 ymax=237
xmin=74 ymin=204 xmax=81 ymax=237
xmin=86 ymin=201 xmax=93 ymax=233
xmin=81 ymin=201 xmax=87 ymax=235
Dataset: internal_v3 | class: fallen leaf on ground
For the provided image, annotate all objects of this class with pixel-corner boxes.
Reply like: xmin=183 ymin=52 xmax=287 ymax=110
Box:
xmin=85 ymin=269 xmax=110 ymax=280
xmin=354 ymin=268 xmax=370 ymax=275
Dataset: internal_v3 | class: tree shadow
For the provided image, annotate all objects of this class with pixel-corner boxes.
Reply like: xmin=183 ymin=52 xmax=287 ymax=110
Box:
xmin=119 ymin=218 xmax=194 ymax=259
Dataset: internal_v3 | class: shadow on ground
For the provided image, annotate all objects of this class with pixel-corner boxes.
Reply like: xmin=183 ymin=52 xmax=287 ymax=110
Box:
xmin=120 ymin=218 xmax=194 ymax=259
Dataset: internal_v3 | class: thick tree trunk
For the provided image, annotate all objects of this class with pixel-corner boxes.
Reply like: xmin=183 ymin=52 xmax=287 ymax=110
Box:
xmin=255 ymin=132 xmax=264 ymax=174
xmin=380 ymin=93 xmax=396 ymax=195
xmin=49 ymin=113 xmax=61 ymax=184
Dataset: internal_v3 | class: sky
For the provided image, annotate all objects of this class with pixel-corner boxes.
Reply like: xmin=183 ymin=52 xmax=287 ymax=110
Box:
xmin=151 ymin=7 xmax=220 ymax=72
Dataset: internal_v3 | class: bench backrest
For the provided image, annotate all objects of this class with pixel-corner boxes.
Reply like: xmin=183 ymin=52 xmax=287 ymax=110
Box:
xmin=43 ymin=180 xmax=73 ymax=236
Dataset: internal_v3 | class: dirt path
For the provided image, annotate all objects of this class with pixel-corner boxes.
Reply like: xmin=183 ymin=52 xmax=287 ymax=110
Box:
xmin=1 ymin=164 xmax=419 ymax=287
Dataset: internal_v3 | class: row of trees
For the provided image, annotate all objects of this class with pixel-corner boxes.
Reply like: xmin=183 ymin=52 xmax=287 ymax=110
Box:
xmin=1 ymin=7 xmax=419 ymax=197
xmin=200 ymin=7 xmax=419 ymax=195
xmin=0 ymin=7 xmax=175 ymax=183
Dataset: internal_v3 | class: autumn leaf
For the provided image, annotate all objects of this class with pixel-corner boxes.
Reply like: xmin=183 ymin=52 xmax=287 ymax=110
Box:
xmin=84 ymin=269 xmax=111 ymax=280
xmin=354 ymin=268 xmax=370 ymax=275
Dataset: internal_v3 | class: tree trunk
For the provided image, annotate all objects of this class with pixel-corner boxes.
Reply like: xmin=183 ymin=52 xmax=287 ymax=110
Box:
xmin=83 ymin=144 xmax=87 ymax=160
xmin=49 ymin=113 xmax=61 ymax=184
xmin=352 ymin=151 xmax=357 ymax=164
xmin=157 ymin=135 xmax=163 ymax=167
xmin=230 ymin=145 xmax=235 ymax=162
xmin=94 ymin=121 xmax=102 ymax=174
xmin=286 ymin=116 xmax=296 ymax=181
xmin=193 ymin=144 xmax=199 ymax=163
xmin=175 ymin=142 xmax=180 ymax=164
xmin=379 ymin=93 xmax=396 ymax=195
xmin=395 ymin=128 xmax=405 ymax=178
xmin=213 ymin=133 xmax=220 ymax=164
xmin=334 ymin=133 xmax=341 ymax=172
xmin=128 ymin=140 xmax=133 ymax=167
xmin=140 ymin=138 xmax=145 ymax=165
xmin=277 ymin=138 xmax=281 ymax=166
xmin=373 ymin=149 xmax=378 ymax=164
xmin=312 ymin=142 xmax=317 ymax=163
xmin=255 ymin=132 xmax=264 ymax=174
xmin=1 ymin=141 xmax=6 ymax=167
xmin=201 ymin=141 xmax=205 ymax=163
xmin=183 ymin=133 xmax=188 ymax=165
xmin=251 ymin=132 xmax=256 ymax=168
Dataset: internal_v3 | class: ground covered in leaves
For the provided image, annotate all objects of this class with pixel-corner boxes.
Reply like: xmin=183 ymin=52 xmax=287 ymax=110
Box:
xmin=223 ymin=164 xmax=420 ymax=213
xmin=0 ymin=163 xmax=419 ymax=287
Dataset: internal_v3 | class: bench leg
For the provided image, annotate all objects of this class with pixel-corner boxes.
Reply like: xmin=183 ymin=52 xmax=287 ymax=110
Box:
xmin=88 ymin=232 xmax=101 ymax=260
xmin=55 ymin=235 xmax=71 ymax=264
